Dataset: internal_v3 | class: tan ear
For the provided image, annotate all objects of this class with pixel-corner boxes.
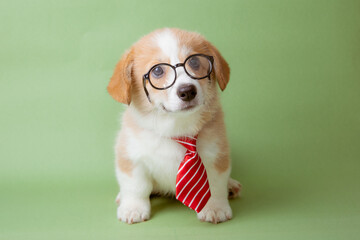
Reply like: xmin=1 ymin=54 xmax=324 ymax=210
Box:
xmin=107 ymin=49 xmax=134 ymax=104
xmin=207 ymin=42 xmax=230 ymax=91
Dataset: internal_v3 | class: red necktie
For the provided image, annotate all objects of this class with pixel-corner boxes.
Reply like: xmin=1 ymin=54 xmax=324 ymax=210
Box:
xmin=174 ymin=136 xmax=211 ymax=213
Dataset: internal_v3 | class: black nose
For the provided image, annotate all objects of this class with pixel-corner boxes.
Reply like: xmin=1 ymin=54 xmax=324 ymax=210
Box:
xmin=177 ymin=84 xmax=197 ymax=101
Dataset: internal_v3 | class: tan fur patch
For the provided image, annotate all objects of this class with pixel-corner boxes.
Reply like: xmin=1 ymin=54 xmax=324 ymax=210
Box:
xmin=215 ymin=140 xmax=230 ymax=173
xmin=116 ymin=134 xmax=133 ymax=175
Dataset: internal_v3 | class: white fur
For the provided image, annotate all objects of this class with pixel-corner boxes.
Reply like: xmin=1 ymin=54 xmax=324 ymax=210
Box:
xmin=155 ymin=29 xmax=180 ymax=64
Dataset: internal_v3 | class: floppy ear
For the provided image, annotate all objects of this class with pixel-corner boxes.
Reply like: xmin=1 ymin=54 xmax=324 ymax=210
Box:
xmin=207 ymin=42 xmax=230 ymax=91
xmin=107 ymin=49 xmax=134 ymax=104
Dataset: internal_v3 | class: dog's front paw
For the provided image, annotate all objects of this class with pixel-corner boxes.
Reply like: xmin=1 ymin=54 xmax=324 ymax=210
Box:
xmin=197 ymin=201 xmax=232 ymax=224
xmin=117 ymin=199 xmax=150 ymax=224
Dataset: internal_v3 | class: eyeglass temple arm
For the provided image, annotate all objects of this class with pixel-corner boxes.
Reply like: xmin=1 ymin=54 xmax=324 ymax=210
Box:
xmin=143 ymin=75 xmax=152 ymax=103
xmin=208 ymin=56 xmax=214 ymax=81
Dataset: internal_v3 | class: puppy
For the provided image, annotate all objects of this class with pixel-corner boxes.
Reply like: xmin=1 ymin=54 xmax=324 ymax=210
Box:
xmin=108 ymin=28 xmax=241 ymax=224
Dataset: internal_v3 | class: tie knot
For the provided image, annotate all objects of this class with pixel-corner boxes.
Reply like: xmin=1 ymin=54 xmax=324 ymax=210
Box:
xmin=173 ymin=136 xmax=197 ymax=151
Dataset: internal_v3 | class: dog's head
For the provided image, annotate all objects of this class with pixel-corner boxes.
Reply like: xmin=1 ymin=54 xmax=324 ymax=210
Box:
xmin=108 ymin=28 xmax=230 ymax=114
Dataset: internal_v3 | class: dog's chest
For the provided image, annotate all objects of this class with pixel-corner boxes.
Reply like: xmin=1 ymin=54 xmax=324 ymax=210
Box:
xmin=126 ymin=129 xmax=186 ymax=192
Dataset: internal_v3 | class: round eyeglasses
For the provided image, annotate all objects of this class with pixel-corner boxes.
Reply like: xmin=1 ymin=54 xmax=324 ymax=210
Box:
xmin=142 ymin=54 xmax=214 ymax=102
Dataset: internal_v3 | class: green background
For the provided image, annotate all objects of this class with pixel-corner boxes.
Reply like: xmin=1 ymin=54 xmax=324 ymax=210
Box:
xmin=1 ymin=0 xmax=359 ymax=239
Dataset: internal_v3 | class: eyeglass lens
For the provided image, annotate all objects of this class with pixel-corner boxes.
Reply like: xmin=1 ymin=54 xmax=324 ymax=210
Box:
xmin=184 ymin=55 xmax=211 ymax=79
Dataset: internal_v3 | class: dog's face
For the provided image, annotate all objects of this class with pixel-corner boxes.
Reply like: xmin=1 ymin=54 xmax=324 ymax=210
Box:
xmin=108 ymin=28 xmax=230 ymax=115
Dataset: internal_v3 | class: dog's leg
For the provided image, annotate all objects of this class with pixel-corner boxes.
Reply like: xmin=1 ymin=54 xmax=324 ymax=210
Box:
xmin=197 ymin=168 xmax=232 ymax=224
xmin=116 ymin=166 xmax=152 ymax=224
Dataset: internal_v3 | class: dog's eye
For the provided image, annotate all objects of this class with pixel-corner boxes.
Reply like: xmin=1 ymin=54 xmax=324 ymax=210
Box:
xmin=188 ymin=56 xmax=200 ymax=70
xmin=151 ymin=66 xmax=164 ymax=78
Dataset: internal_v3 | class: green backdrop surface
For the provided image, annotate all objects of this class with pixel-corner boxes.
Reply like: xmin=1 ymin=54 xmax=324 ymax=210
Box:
xmin=1 ymin=0 xmax=359 ymax=239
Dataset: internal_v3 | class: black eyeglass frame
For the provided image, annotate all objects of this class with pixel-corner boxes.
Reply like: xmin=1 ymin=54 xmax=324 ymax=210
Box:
xmin=142 ymin=54 xmax=214 ymax=102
